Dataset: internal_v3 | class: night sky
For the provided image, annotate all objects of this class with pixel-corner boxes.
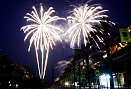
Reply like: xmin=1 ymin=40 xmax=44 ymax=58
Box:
xmin=0 ymin=0 xmax=130 ymax=83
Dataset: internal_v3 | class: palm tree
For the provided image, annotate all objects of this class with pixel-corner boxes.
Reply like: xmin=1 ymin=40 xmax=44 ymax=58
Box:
xmin=68 ymin=41 xmax=101 ymax=89
xmin=59 ymin=64 xmax=72 ymax=85
xmin=92 ymin=17 xmax=120 ymax=89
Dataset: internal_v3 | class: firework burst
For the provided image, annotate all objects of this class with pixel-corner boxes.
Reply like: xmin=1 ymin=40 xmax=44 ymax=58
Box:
xmin=21 ymin=5 xmax=65 ymax=79
xmin=65 ymin=3 xmax=108 ymax=48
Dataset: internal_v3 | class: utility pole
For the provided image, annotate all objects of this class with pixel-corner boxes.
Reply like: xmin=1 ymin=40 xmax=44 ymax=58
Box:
xmin=124 ymin=0 xmax=131 ymax=28
xmin=73 ymin=67 xmax=76 ymax=88
xmin=52 ymin=67 xmax=54 ymax=84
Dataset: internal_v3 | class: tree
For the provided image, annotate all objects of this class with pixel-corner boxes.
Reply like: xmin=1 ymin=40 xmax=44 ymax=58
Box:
xmin=92 ymin=17 xmax=120 ymax=89
xmin=23 ymin=64 xmax=36 ymax=78
xmin=67 ymin=41 xmax=101 ymax=89
xmin=0 ymin=54 xmax=39 ymax=88
xmin=0 ymin=55 xmax=13 ymax=84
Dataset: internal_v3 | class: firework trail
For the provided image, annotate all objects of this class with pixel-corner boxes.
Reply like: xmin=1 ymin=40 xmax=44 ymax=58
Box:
xmin=21 ymin=5 xmax=65 ymax=79
xmin=65 ymin=3 xmax=108 ymax=48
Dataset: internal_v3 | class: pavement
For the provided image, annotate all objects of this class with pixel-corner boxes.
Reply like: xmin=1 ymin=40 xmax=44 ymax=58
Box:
xmin=50 ymin=86 xmax=131 ymax=89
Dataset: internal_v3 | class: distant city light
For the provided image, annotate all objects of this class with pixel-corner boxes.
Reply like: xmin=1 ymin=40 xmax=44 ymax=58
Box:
xmin=99 ymin=74 xmax=110 ymax=87
xmin=65 ymin=82 xmax=69 ymax=86
xmin=103 ymin=54 xmax=107 ymax=58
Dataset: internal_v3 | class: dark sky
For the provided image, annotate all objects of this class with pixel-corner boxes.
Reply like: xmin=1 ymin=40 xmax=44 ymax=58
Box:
xmin=0 ymin=0 xmax=130 ymax=83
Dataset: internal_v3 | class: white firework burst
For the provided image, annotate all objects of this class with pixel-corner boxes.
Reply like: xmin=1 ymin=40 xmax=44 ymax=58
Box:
xmin=66 ymin=3 xmax=108 ymax=48
xmin=21 ymin=5 xmax=65 ymax=79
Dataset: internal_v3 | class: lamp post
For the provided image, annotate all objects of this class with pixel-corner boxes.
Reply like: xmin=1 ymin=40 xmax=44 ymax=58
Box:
xmin=78 ymin=61 xmax=81 ymax=89
xmin=73 ymin=67 xmax=76 ymax=88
